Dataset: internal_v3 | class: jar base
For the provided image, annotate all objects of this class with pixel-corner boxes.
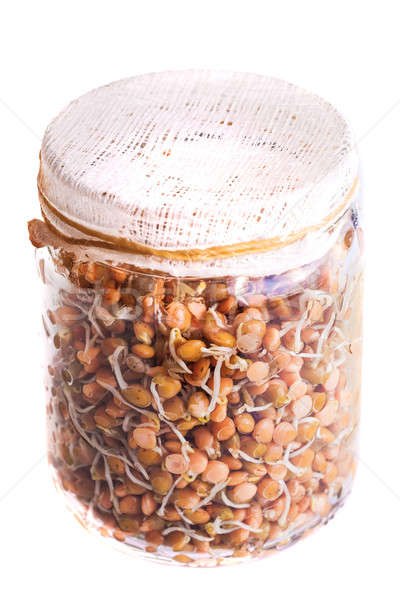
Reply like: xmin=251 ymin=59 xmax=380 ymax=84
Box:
xmin=51 ymin=468 xmax=351 ymax=567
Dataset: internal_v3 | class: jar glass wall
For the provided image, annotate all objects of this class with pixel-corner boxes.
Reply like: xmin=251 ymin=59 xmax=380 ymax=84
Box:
xmin=39 ymin=204 xmax=362 ymax=567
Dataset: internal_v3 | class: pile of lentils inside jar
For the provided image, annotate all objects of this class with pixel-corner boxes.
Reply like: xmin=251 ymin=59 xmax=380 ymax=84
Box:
xmin=44 ymin=214 xmax=360 ymax=565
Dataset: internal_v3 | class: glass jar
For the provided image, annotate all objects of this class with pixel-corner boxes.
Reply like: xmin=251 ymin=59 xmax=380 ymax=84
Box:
xmin=29 ymin=70 xmax=363 ymax=566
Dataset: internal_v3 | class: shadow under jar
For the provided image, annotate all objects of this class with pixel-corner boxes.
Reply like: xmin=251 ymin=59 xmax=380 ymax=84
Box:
xmin=29 ymin=70 xmax=363 ymax=566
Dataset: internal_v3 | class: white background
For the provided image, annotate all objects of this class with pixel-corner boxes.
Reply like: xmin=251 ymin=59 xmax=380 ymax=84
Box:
xmin=1 ymin=1 xmax=399 ymax=598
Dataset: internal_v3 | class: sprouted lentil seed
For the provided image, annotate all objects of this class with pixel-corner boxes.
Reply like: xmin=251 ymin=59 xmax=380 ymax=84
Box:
xmin=34 ymin=206 xmax=362 ymax=566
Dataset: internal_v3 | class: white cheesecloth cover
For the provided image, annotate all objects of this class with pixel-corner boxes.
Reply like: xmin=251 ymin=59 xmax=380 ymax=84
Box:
xmin=38 ymin=70 xmax=359 ymax=277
